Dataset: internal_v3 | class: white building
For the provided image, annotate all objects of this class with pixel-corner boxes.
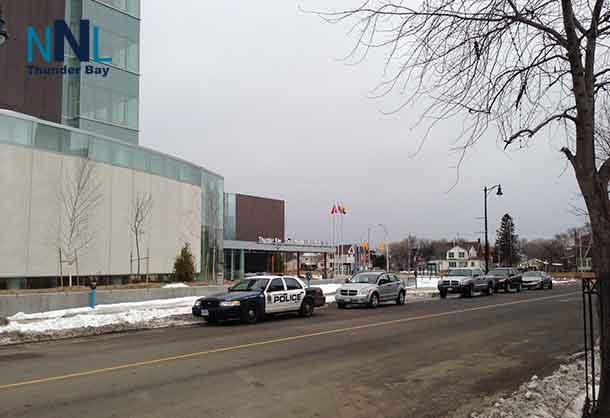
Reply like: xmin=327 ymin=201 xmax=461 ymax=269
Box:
xmin=446 ymin=245 xmax=482 ymax=269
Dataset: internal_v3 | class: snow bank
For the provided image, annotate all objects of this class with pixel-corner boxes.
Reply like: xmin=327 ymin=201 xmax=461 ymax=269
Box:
xmin=472 ymin=352 xmax=598 ymax=418
xmin=413 ymin=276 xmax=441 ymax=289
xmin=553 ymin=278 xmax=579 ymax=285
xmin=162 ymin=282 xmax=190 ymax=288
xmin=0 ymin=284 xmax=344 ymax=345
xmin=0 ymin=297 xmax=201 ymax=345
xmin=313 ymin=284 xmax=342 ymax=303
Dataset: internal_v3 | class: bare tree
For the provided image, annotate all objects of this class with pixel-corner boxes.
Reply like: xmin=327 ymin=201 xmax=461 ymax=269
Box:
xmin=130 ymin=192 xmax=153 ymax=278
xmin=57 ymin=159 xmax=103 ymax=282
xmin=317 ymin=0 xmax=610 ymax=414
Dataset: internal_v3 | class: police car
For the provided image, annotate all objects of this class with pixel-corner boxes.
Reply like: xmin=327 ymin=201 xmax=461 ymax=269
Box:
xmin=192 ymin=275 xmax=325 ymax=324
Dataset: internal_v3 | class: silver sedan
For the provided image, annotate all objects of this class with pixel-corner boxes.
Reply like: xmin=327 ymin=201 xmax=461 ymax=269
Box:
xmin=335 ymin=271 xmax=407 ymax=308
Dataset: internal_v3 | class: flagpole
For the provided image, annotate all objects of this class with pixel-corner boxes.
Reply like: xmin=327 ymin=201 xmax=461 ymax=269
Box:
xmin=339 ymin=212 xmax=344 ymax=274
xmin=331 ymin=202 xmax=335 ymax=278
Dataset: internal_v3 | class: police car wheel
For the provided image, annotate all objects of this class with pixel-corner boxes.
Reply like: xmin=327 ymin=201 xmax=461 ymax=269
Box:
xmin=299 ymin=299 xmax=314 ymax=317
xmin=241 ymin=304 xmax=259 ymax=324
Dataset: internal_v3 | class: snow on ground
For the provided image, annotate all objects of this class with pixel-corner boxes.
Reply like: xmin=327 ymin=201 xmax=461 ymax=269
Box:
xmin=472 ymin=351 xmax=598 ymax=418
xmin=162 ymin=282 xmax=190 ymax=288
xmin=413 ymin=276 xmax=441 ymax=289
xmin=553 ymin=278 xmax=580 ymax=285
xmin=0 ymin=296 xmax=201 ymax=345
xmin=0 ymin=285 xmax=344 ymax=345
xmin=314 ymin=284 xmax=342 ymax=303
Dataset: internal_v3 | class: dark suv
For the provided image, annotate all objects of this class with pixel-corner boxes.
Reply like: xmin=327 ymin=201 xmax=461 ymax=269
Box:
xmin=485 ymin=267 xmax=522 ymax=292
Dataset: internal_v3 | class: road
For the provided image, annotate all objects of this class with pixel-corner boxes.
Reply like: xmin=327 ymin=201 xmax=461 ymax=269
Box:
xmin=0 ymin=285 xmax=582 ymax=418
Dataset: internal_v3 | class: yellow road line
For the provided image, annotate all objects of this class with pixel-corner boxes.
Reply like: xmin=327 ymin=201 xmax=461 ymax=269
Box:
xmin=0 ymin=291 xmax=579 ymax=391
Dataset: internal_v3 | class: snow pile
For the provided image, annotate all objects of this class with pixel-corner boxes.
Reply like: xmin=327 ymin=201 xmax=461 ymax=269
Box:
xmin=553 ymin=278 xmax=579 ymax=285
xmin=414 ymin=276 xmax=441 ymax=289
xmin=162 ymin=282 xmax=190 ymax=288
xmin=314 ymin=283 xmax=342 ymax=303
xmin=0 ymin=297 xmax=201 ymax=345
xmin=472 ymin=352 xmax=598 ymax=418
xmin=0 ymin=284 xmax=345 ymax=345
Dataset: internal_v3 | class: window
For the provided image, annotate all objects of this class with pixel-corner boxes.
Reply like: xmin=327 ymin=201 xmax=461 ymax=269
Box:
xmin=149 ymin=154 xmax=164 ymax=176
xmin=112 ymin=143 xmax=132 ymax=168
xmin=448 ymin=252 xmax=455 ymax=259
xmin=268 ymin=279 xmax=285 ymax=293
xmin=132 ymin=149 xmax=149 ymax=171
xmin=449 ymin=261 xmax=457 ymax=268
xmin=0 ymin=114 xmax=32 ymax=146
xmin=284 ymin=278 xmax=302 ymax=290
xmin=165 ymin=159 xmax=180 ymax=180
xmin=34 ymin=124 xmax=66 ymax=152
xmin=96 ymin=27 xmax=140 ymax=73
xmin=458 ymin=252 xmax=466 ymax=258
xmin=378 ymin=275 xmax=391 ymax=285
xmin=81 ymin=84 xmax=139 ymax=130
xmin=97 ymin=0 xmax=140 ymax=17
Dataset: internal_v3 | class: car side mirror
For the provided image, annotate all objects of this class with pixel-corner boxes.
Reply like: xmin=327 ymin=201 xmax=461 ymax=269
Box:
xmin=344 ymin=278 xmax=350 ymax=283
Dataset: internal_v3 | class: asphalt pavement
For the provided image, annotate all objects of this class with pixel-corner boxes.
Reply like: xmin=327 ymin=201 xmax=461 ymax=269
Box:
xmin=0 ymin=285 xmax=582 ymax=418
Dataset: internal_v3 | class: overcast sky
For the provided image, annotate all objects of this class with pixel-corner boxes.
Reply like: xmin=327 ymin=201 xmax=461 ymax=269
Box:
xmin=140 ymin=0 xmax=584 ymax=245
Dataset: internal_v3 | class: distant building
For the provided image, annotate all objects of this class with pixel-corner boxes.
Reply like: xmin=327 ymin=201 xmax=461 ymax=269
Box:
xmin=445 ymin=245 xmax=483 ymax=269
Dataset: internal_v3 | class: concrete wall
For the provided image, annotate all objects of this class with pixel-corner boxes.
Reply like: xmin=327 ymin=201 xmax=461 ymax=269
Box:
xmin=0 ymin=143 xmax=202 ymax=278
xmin=0 ymin=286 xmax=228 ymax=317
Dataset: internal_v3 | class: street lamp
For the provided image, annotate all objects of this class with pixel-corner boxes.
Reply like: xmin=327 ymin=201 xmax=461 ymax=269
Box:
xmin=484 ymin=184 xmax=503 ymax=274
xmin=0 ymin=6 xmax=7 ymax=46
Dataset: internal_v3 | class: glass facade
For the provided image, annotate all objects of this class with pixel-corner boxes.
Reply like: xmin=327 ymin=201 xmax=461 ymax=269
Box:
xmin=62 ymin=0 xmax=141 ymax=144
xmin=0 ymin=113 xmax=203 ymax=187
xmin=201 ymin=170 xmax=224 ymax=281
xmin=96 ymin=0 xmax=140 ymax=17
xmin=223 ymin=193 xmax=237 ymax=240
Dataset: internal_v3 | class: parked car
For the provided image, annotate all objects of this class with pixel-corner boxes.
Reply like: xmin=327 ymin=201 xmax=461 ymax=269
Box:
xmin=335 ymin=271 xmax=406 ymax=308
xmin=437 ymin=267 xmax=491 ymax=298
xmin=485 ymin=267 xmax=523 ymax=292
xmin=522 ymin=270 xmax=553 ymax=290
xmin=192 ymin=276 xmax=324 ymax=324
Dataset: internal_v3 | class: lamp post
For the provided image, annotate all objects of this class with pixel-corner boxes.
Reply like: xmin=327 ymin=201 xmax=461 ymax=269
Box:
xmin=0 ymin=5 xmax=7 ymax=46
xmin=484 ymin=184 xmax=503 ymax=274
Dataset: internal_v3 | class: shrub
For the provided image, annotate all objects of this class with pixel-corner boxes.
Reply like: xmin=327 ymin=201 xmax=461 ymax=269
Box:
xmin=173 ymin=243 xmax=196 ymax=282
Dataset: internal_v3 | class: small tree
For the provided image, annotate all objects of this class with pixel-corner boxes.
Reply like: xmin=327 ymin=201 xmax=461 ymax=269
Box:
xmin=174 ymin=243 xmax=195 ymax=282
xmin=130 ymin=192 xmax=153 ymax=278
xmin=56 ymin=159 xmax=102 ymax=281
xmin=495 ymin=214 xmax=520 ymax=266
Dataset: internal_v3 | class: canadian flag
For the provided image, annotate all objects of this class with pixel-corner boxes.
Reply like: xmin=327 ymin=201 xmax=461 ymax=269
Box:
xmin=330 ymin=205 xmax=338 ymax=215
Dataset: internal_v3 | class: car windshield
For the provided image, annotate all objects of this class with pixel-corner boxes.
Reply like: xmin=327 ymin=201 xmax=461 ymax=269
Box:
xmin=489 ymin=269 xmax=510 ymax=276
xmin=448 ymin=269 xmax=473 ymax=277
xmin=524 ymin=271 xmax=543 ymax=277
xmin=230 ymin=278 xmax=269 ymax=292
xmin=349 ymin=273 xmax=380 ymax=284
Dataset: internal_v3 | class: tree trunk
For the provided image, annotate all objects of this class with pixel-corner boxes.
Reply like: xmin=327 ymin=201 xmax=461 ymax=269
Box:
xmin=135 ymin=235 xmax=141 ymax=280
xmin=578 ymin=175 xmax=610 ymax=416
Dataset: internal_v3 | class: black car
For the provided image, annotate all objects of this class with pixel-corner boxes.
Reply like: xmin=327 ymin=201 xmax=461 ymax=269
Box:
xmin=192 ymin=276 xmax=325 ymax=324
xmin=485 ymin=267 xmax=522 ymax=292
